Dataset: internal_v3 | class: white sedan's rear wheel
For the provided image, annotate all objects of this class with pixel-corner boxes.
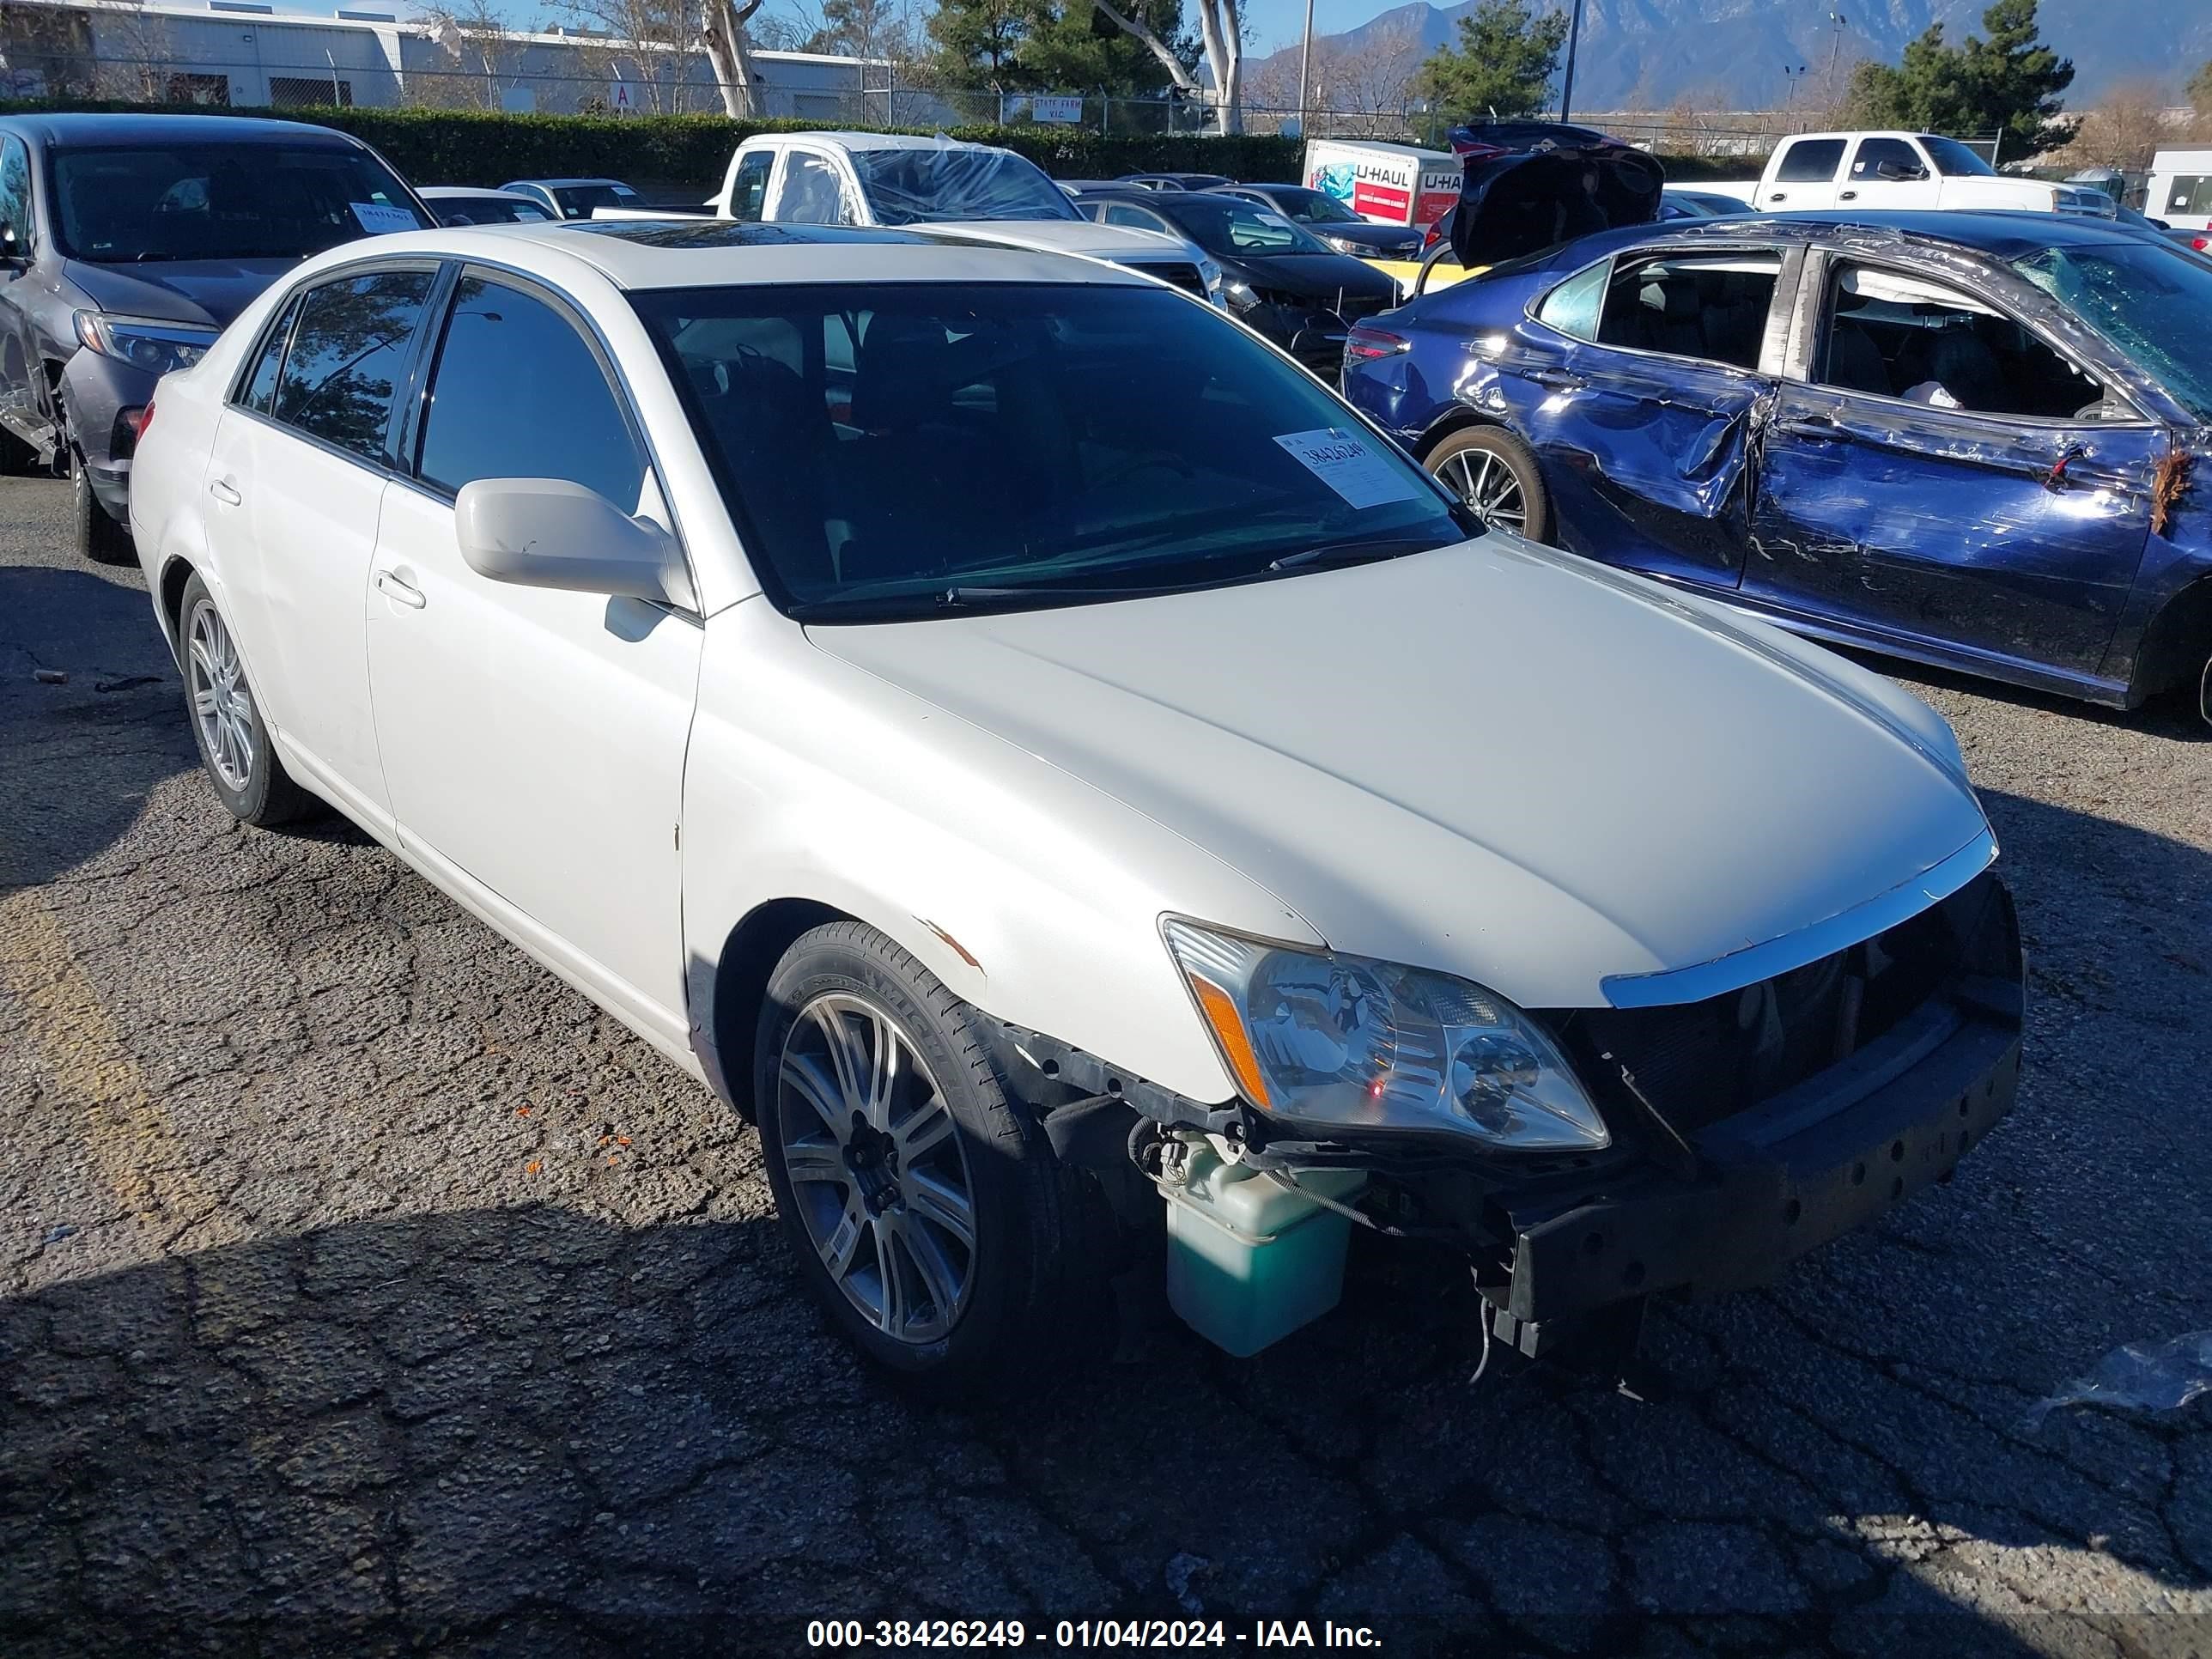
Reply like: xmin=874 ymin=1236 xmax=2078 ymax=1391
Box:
xmin=177 ymin=573 xmax=316 ymax=828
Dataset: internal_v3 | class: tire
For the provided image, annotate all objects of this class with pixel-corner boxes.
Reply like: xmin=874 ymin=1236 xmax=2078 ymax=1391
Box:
xmin=70 ymin=445 xmax=136 ymax=565
xmin=1426 ymin=424 xmax=1553 ymax=544
xmin=177 ymin=573 xmax=318 ymax=828
xmin=754 ymin=921 xmax=1103 ymax=1398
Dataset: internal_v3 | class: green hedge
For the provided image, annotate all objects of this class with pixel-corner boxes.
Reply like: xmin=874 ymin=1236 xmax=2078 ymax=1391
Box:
xmin=0 ymin=99 xmax=1301 ymax=189
xmin=0 ymin=98 xmax=1757 ymax=191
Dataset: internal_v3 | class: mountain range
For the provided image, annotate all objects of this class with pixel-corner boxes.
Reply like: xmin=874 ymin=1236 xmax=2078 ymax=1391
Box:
xmin=1255 ymin=0 xmax=2212 ymax=114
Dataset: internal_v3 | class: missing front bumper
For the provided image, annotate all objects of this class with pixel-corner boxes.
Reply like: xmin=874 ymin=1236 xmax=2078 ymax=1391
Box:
xmin=1498 ymin=990 xmax=2021 ymax=1327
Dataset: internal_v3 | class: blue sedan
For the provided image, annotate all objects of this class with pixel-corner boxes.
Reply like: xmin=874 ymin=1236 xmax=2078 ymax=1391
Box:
xmin=1340 ymin=210 xmax=2212 ymax=715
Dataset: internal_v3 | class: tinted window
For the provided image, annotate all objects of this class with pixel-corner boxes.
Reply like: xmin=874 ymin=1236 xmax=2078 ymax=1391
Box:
xmin=729 ymin=151 xmax=772 ymax=222
xmin=1151 ymin=195 xmax=1332 ymax=257
xmin=1775 ymin=139 xmax=1845 ymax=184
xmin=433 ymin=195 xmax=551 ymax=226
xmin=634 ymin=282 xmax=1468 ymax=618
xmin=550 ymin=183 xmax=638 ymax=218
xmin=1103 ymin=203 xmax=1169 ymax=234
xmin=2168 ymin=175 xmax=2212 ymax=215
xmin=777 ymin=154 xmax=849 ymax=225
xmin=49 ymin=143 xmax=428 ymax=262
xmin=1850 ymin=137 xmax=1924 ymax=180
xmin=1594 ymin=252 xmax=1781 ymax=369
xmin=1269 ymin=187 xmax=1360 ymax=225
xmin=239 ymin=294 xmax=301 ymax=415
xmin=271 ymin=270 xmax=432 ymax=461
xmin=0 ymin=137 xmax=28 ymax=243
xmin=1819 ymin=262 xmax=2106 ymax=419
xmin=1920 ymin=136 xmax=1995 ymax=177
xmin=417 ymin=276 xmax=645 ymax=507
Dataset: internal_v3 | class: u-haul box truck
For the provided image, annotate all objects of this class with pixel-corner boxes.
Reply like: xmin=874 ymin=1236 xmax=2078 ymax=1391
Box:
xmin=1303 ymin=139 xmax=1462 ymax=229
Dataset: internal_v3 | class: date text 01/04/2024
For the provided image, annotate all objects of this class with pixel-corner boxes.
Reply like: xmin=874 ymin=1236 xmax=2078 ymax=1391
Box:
xmin=804 ymin=1620 xmax=1386 ymax=1650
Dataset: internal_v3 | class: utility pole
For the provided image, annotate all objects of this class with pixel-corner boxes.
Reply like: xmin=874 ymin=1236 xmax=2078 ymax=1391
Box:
xmin=1558 ymin=0 xmax=1585 ymax=121
xmin=1297 ymin=0 xmax=1315 ymax=138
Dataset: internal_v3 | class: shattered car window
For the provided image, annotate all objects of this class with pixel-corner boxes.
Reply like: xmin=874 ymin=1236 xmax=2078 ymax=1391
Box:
xmin=853 ymin=148 xmax=1082 ymax=226
xmin=2014 ymin=241 xmax=2212 ymax=421
xmin=1819 ymin=261 xmax=2106 ymax=420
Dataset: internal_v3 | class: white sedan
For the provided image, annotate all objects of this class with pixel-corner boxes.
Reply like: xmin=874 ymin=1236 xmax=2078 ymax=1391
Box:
xmin=129 ymin=220 xmax=2025 ymax=1393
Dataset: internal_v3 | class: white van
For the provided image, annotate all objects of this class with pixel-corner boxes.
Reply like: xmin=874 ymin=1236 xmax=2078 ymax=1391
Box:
xmin=2148 ymin=149 xmax=2212 ymax=231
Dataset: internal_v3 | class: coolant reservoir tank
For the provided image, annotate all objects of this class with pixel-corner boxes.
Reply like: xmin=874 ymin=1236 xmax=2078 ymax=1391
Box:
xmin=1160 ymin=1145 xmax=1368 ymax=1358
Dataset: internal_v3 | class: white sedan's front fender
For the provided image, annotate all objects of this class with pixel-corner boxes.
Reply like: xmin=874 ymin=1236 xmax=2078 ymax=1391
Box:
xmin=679 ymin=603 xmax=1319 ymax=1109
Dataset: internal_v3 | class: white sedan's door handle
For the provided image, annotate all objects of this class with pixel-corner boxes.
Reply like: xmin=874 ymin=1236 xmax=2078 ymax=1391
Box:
xmin=375 ymin=569 xmax=426 ymax=609
xmin=209 ymin=477 xmax=241 ymax=506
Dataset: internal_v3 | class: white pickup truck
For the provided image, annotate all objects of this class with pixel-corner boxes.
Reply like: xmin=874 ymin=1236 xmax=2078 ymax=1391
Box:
xmin=1704 ymin=131 xmax=2118 ymax=218
xmin=597 ymin=130 xmax=1224 ymax=302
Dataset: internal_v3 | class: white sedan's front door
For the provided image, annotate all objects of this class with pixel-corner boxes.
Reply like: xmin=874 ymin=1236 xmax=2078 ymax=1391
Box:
xmin=364 ymin=269 xmax=702 ymax=1053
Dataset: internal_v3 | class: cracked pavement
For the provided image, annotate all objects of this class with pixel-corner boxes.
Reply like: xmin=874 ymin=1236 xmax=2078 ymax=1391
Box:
xmin=2 ymin=475 xmax=2209 ymax=1656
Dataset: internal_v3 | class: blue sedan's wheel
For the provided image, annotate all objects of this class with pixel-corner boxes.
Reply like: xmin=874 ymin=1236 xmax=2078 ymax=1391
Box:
xmin=1427 ymin=426 xmax=1553 ymax=544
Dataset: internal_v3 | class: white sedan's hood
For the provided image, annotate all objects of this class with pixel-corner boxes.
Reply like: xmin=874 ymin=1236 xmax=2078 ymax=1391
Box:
xmin=808 ymin=538 xmax=1991 ymax=1009
xmin=934 ymin=218 xmax=1195 ymax=264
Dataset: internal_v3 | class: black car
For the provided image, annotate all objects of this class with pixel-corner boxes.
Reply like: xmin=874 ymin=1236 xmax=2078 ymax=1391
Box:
xmin=0 ymin=112 xmax=432 ymax=560
xmin=1118 ymin=172 xmax=1234 ymax=191
xmin=1079 ymin=188 xmax=1397 ymax=373
xmin=1210 ymin=183 xmax=1425 ymax=260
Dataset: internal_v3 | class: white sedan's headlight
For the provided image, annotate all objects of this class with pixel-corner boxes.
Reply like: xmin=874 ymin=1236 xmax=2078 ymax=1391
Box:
xmin=1163 ymin=919 xmax=1610 ymax=1150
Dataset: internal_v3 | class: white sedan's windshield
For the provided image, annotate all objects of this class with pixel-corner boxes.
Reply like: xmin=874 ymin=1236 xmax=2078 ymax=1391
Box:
xmin=854 ymin=149 xmax=1081 ymax=225
xmin=635 ymin=282 xmax=1471 ymax=618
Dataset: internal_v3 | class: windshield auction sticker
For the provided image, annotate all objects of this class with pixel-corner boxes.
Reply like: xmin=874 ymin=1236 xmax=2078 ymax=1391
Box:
xmin=349 ymin=201 xmax=421 ymax=234
xmin=1273 ymin=428 xmax=1425 ymax=510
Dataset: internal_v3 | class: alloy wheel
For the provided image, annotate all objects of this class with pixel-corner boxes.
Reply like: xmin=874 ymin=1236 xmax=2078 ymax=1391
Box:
xmin=1439 ymin=447 xmax=1528 ymax=531
xmin=775 ymin=992 xmax=977 ymax=1346
xmin=187 ymin=599 xmax=255 ymax=792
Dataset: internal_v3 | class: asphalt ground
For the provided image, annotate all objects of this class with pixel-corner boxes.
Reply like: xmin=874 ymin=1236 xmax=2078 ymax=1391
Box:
xmin=2 ymin=474 xmax=2209 ymax=1657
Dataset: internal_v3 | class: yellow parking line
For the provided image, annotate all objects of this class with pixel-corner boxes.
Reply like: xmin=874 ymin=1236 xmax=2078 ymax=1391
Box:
xmin=0 ymin=887 xmax=210 ymax=1228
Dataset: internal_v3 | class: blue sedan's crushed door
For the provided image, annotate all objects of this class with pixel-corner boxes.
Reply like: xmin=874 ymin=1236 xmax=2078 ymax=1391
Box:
xmin=1486 ymin=337 xmax=1771 ymax=590
xmin=1747 ymin=386 xmax=2164 ymax=678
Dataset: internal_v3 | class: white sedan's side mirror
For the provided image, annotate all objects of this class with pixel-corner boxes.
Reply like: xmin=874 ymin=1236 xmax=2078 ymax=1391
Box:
xmin=454 ymin=477 xmax=696 ymax=612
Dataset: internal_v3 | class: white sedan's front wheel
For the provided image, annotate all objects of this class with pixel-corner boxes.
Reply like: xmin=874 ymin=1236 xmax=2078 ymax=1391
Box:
xmin=755 ymin=921 xmax=1103 ymax=1396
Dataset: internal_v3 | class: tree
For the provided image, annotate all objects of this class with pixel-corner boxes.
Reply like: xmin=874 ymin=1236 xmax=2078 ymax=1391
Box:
xmin=2055 ymin=79 xmax=2168 ymax=173
xmin=2190 ymin=58 xmax=2212 ymax=131
xmin=926 ymin=0 xmax=1048 ymax=89
xmin=1089 ymin=0 xmax=1242 ymax=133
xmin=556 ymin=0 xmax=769 ymax=115
xmin=804 ymin=0 xmax=921 ymax=61
xmin=1413 ymin=0 xmax=1567 ymax=123
xmin=1844 ymin=0 xmax=2073 ymax=161
xmin=416 ymin=0 xmax=526 ymax=110
xmin=1021 ymin=0 xmax=1193 ymax=100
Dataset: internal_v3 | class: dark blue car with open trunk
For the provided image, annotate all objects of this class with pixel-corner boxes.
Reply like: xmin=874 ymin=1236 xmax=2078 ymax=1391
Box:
xmin=1341 ymin=210 xmax=2212 ymax=718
